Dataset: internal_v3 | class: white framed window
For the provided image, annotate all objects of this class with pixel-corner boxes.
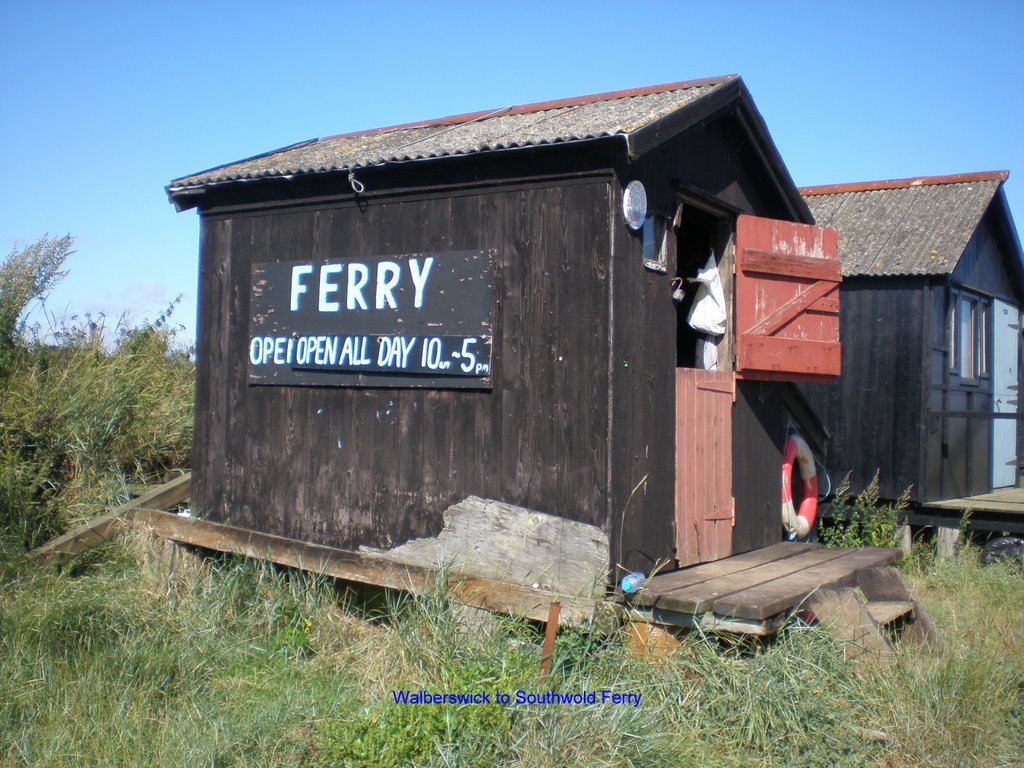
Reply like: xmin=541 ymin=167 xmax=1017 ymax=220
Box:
xmin=950 ymin=290 xmax=990 ymax=382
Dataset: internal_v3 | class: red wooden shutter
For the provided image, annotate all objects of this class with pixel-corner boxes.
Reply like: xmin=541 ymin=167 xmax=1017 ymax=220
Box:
xmin=676 ymin=368 xmax=734 ymax=566
xmin=735 ymin=214 xmax=841 ymax=382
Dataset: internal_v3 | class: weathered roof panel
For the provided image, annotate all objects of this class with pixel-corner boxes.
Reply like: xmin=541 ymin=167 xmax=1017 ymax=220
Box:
xmin=168 ymin=76 xmax=736 ymax=192
xmin=801 ymin=172 xmax=1008 ymax=277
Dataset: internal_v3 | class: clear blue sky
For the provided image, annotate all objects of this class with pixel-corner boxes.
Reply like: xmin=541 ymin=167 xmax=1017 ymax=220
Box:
xmin=2 ymin=0 xmax=1022 ymax=346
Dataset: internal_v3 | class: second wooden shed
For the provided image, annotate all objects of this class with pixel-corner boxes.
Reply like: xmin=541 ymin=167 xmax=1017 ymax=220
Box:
xmin=801 ymin=172 xmax=1024 ymax=527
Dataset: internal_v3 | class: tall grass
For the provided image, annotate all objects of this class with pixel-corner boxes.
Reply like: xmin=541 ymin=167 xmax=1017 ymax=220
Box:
xmin=0 ymin=237 xmax=193 ymax=557
xmin=1 ymin=534 xmax=1020 ymax=767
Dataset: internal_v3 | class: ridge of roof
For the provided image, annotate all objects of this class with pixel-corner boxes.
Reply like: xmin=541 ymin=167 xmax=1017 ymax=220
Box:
xmin=167 ymin=75 xmax=739 ymax=196
xmin=800 ymin=170 xmax=1009 ymax=197
xmin=318 ymin=75 xmax=739 ymax=143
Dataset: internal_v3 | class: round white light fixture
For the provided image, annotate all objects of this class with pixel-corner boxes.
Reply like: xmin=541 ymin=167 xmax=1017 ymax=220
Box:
xmin=623 ymin=180 xmax=647 ymax=231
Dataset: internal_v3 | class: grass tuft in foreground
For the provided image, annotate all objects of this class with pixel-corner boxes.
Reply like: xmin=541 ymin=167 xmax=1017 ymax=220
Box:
xmin=1 ymin=532 xmax=1021 ymax=767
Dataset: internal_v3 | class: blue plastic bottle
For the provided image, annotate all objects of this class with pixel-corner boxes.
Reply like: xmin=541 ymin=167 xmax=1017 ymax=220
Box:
xmin=620 ymin=572 xmax=646 ymax=593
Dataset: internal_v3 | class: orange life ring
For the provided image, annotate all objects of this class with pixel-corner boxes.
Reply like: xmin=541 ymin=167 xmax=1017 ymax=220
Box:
xmin=782 ymin=434 xmax=818 ymax=539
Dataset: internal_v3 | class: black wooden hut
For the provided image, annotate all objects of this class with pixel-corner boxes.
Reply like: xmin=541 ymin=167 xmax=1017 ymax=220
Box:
xmin=167 ymin=76 xmax=839 ymax=583
xmin=801 ymin=172 xmax=1024 ymax=510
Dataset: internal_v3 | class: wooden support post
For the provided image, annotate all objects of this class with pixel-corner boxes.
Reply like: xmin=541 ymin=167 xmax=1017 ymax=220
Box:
xmin=935 ymin=526 xmax=960 ymax=558
xmin=895 ymin=524 xmax=912 ymax=554
xmin=626 ymin=621 xmax=682 ymax=658
xmin=539 ymin=600 xmax=561 ymax=682
xmin=138 ymin=532 xmax=207 ymax=595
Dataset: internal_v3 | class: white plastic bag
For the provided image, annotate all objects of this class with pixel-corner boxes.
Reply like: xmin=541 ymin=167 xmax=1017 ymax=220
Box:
xmin=687 ymin=251 xmax=726 ymax=336
xmin=696 ymin=335 xmax=720 ymax=370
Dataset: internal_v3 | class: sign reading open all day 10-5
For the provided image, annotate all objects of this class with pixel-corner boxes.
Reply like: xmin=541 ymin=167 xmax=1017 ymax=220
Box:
xmin=247 ymin=250 xmax=494 ymax=389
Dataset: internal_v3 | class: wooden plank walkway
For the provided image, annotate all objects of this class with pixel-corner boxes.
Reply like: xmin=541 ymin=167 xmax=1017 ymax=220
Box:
xmin=923 ymin=487 xmax=1024 ymax=515
xmin=635 ymin=542 xmax=902 ymax=623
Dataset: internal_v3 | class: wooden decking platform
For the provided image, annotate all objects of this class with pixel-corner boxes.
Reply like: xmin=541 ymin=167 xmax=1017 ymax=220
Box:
xmin=628 ymin=541 xmax=905 ymax=636
xmin=925 ymin=486 xmax=1024 ymax=513
xmin=919 ymin=487 xmax=1024 ymax=534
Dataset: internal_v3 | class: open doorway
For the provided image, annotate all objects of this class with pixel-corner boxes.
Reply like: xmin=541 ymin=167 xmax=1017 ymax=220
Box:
xmin=675 ymin=203 xmax=732 ymax=369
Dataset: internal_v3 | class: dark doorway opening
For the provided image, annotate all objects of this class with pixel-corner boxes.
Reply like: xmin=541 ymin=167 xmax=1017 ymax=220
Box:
xmin=676 ymin=203 xmax=730 ymax=369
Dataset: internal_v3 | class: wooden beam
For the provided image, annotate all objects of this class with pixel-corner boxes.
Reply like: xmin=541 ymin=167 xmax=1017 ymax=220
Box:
xmin=34 ymin=473 xmax=192 ymax=566
xmin=132 ymin=509 xmax=600 ymax=625
xmin=804 ymin=587 xmax=893 ymax=664
xmin=738 ymin=250 xmax=842 ymax=282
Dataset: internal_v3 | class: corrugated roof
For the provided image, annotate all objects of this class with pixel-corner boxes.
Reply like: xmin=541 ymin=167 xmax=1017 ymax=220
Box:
xmin=168 ymin=76 xmax=736 ymax=193
xmin=801 ymin=172 xmax=1009 ymax=277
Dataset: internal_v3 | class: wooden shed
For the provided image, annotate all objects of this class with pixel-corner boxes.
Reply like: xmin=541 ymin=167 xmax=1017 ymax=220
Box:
xmin=166 ymin=75 xmax=840 ymax=591
xmin=801 ymin=172 xmax=1024 ymax=529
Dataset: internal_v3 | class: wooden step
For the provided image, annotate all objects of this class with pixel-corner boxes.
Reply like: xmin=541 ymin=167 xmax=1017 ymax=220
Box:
xmin=804 ymin=587 xmax=893 ymax=663
xmin=866 ymin=600 xmax=914 ymax=626
xmin=857 ymin=566 xmax=940 ymax=648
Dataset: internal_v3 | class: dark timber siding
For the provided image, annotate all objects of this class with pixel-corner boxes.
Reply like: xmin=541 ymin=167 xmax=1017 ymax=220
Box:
xmin=627 ymin=115 xmax=798 ymax=223
xmin=731 ymin=382 xmax=797 ymax=553
xmin=801 ymin=278 xmax=927 ymax=501
xmin=607 ymin=112 xmax=806 ymax=571
xmin=193 ymin=177 xmax=614 ymax=551
xmin=609 ymin=187 xmax=677 ymax=573
xmin=953 ymin=207 xmax=1021 ymax=301
xmin=189 ymin=102 xmax=822 ymax=573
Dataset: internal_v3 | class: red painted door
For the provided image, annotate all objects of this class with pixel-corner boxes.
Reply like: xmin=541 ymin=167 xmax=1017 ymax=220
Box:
xmin=735 ymin=214 xmax=841 ymax=382
xmin=675 ymin=368 xmax=734 ymax=566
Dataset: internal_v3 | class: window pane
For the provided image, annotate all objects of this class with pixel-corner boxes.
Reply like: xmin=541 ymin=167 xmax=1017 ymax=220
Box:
xmin=979 ymin=302 xmax=989 ymax=376
xmin=960 ymin=297 xmax=976 ymax=378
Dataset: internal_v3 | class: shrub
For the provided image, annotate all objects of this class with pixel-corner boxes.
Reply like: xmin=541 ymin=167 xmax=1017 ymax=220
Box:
xmin=0 ymin=237 xmax=193 ymax=557
xmin=819 ymin=471 xmax=910 ymax=551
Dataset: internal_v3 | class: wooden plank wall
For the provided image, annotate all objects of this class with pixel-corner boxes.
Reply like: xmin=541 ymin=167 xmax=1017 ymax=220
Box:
xmin=732 ymin=381 xmax=787 ymax=554
xmin=799 ymin=279 xmax=927 ymax=501
xmin=608 ymin=189 xmax=677 ymax=575
xmin=192 ymin=110 xmax=817 ymax=574
xmin=952 ymin=208 xmax=1021 ymax=302
xmin=194 ymin=178 xmax=613 ymax=551
xmin=608 ymin=113 xmax=802 ymax=573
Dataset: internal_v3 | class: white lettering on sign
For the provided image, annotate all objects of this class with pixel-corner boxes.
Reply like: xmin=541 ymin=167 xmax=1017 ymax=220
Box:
xmin=409 ymin=256 xmax=434 ymax=308
xmin=347 ymin=263 xmax=369 ymax=310
xmin=376 ymin=262 xmax=401 ymax=310
xmin=249 ymin=333 xmax=490 ymax=377
xmin=377 ymin=336 xmax=418 ymax=368
xmin=289 ymin=258 xmax=434 ymax=313
xmin=318 ymin=264 xmax=343 ymax=312
xmin=290 ymin=265 xmax=314 ymax=311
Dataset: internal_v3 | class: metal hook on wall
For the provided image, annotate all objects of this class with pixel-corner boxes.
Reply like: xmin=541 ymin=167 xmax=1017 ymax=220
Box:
xmin=671 ymin=277 xmax=685 ymax=304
